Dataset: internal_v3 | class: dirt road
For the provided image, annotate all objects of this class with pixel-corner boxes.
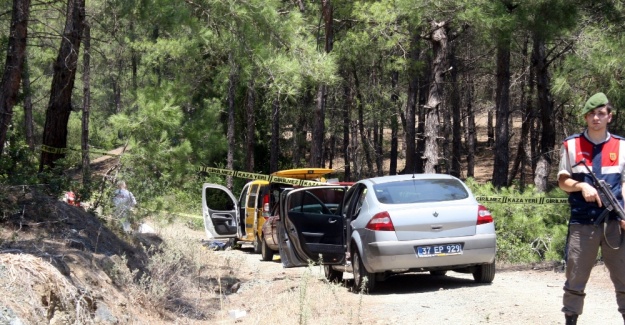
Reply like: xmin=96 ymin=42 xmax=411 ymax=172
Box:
xmin=215 ymin=244 xmax=623 ymax=325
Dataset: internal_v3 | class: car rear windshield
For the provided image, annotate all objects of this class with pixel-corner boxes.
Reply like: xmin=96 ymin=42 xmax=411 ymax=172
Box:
xmin=373 ymin=179 xmax=469 ymax=204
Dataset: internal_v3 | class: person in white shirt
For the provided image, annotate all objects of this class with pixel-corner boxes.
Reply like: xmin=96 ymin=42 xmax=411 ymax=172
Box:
xmin=112 ymin=181 xmax=137 ymax=233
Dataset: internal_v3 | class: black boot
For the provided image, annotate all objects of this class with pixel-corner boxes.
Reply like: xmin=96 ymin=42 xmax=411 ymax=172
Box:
xmin=565 ymin=314 xmax=578 ymax=325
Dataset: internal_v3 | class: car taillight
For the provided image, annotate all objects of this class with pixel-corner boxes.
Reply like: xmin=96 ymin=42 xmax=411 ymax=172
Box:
xmin=366 ymin=211 xmax=395 ymax=231
xmin=262 ymin=194 xmax=270 ymax=217
xmin=477 ymin=205 xmax=493 ymax=225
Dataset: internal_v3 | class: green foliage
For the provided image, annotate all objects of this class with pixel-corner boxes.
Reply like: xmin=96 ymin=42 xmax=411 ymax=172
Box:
xmin=466 ymin=179 xmax=570 ymax=263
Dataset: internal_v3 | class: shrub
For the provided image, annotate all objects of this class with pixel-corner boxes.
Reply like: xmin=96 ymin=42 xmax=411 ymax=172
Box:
xmin=465 ymin=179 xmax=570 ymax=264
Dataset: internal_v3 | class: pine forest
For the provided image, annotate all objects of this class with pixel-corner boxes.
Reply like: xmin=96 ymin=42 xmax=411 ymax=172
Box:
xmin=1 ymin=0 xmax=625 ymax=209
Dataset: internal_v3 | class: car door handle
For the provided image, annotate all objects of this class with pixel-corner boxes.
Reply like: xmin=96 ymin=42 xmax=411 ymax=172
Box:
xmin=328 ymin=218 xmax=338 ymax=224
xmin=431 ymin=225 xmax=443 ymax=230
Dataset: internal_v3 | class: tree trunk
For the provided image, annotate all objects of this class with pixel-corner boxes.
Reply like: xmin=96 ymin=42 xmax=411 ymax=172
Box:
xmin=487 ymin=109 xmax=494 ymax=148
xmin=351 ymin=119 xmax=361 ymax=179
xmin=39 ymin=0 xmax=85 ymax=171
xmin=0 ymin=0 xmax=30 ymax=155
xmin=353 ymin=68 xmax=373 ymax=175
xmin=310 ymin=84 xmax=326 ymax=167
xmin=245 ymin=78 xmax=256 ymax=172
xmin=342 ymin=74 xmax=351 ymax=181
xmin=130 ymin=21 xmax=137 ymax=92
xmin=403 ymin=28 xmax=420 ymax=174
xmin=310 ymin=0 xmax=333 ymax=168
xmin=294 ymin=0 xmax=305 ymax=12
xmin=374 ymin=119 xmax=383 ymax=176
xmin=423 ymin=21 xmax=448 ymax=174
xmin=81 ymin=23 xmax=91 ymax=187
xmin=22 ymin=55 xmax=34 ymax=151
xmin=527 ymin=54 xmax=537 ymax=180
xmin=465 ymin=77 xmax=476 ymax=178
xmin=533 ymin=34 xmax=555 ymax=192
xmin=327 ymin=134 xmax=335 ymax=169
xmin=270 ymin=98 xmax=279 ymax=173
xmin=508 ymin=37 xmax=530 ymax=189
xmin=226 ymin=57 xmax=237 ymax=190
xmin=492 ymin=40 xmax=511 ymax=187
xmin=291 ymin=93 xmax=309 ymax=167
xmin=416 ymin=53 xmax=430 ymax=174
xmin=449 ymin=44 xmax=461 ymax=178
xmin=390 ymin=70 xmax=399 ymax=175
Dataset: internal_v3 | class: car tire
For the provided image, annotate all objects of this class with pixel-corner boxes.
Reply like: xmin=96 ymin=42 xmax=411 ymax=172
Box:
xmin=252 ymin=235 xmax=262 ymax=254
xmin=324 ymin=264 xmax=343 ymax=283
xmin=473 ymin=262 xmax=496 ymax=283
xmin=352 ymin=248 xmax=375 ymax=293
xmin=430 ymin=270 xmax=447 ymax=276
xmin=260 ymin=236 xmax=274 ymax=261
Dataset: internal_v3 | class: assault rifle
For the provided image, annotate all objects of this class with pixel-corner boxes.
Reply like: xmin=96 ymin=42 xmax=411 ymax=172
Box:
xmin=573 ymin=159 xmax=625 ymax=226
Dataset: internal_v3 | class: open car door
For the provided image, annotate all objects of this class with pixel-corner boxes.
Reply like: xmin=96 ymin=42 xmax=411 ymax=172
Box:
xmin=202 ymin=184 xmax=241 ymax=239
xmin=278 ymin=186 xmax=348 ymax=268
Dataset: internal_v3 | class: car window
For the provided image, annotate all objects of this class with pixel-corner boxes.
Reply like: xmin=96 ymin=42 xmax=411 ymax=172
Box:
xmin=353 ymin=188 xmax=367 ymax=217
xmin=238 ymin=184 xmax=249 ymax=210
xmin=287 ymin=188 xmax=346 ymax=214
xmin=205 ymin=188 xmax=235 ymax=210
xmin=247 ymin=184 xmax=259 ymax=208
xmin=373 ymin=178 xmax=468 ymax=204
xmin=269 ymin=183 xmax=295 ymax=210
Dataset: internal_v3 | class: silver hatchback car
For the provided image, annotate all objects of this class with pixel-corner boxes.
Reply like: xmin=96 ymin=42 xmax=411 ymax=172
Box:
xmin=277 ymin=174 xmax=496 ymax=292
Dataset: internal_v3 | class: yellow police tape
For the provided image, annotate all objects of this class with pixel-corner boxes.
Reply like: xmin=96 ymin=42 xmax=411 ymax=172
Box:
xmin=198 ymin=166 xmax=327 ymax=187
xmin=40 ymin=144 xmax=123 ymax=157
xmin=139 ymin=168 xmax=571 ymax=222
xmin=475 ymin=196 xmax=568 ymax=204
xmin=41 ymin=145 xmax=69 ymax=154
xmin=197 ymin=166 xmax=570 ymax=205
xmin=38 ymin=144 xmax=571 ymax=206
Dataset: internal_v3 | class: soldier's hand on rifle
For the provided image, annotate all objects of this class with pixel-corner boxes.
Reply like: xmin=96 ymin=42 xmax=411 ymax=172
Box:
xmin=579 ymin=182 xmax=603 ymax=207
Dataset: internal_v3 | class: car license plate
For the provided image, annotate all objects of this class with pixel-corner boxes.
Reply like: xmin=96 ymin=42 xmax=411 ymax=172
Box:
xmin=416 ymin=243 xmax=464 ymax=257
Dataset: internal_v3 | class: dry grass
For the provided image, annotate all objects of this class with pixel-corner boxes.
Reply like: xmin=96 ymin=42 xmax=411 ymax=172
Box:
xmin=142 ymin=224 xmax=356 ymax=324
xmin=0 ymin=254 xmax=93 ymax=324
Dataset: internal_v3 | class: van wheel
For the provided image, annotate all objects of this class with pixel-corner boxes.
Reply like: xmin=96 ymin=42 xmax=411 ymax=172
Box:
xmin=253 ymin=235 xmax=262 ymax=254
xmin=473 ymin=262 xmax=496 ymax=283
xmin=260 ymin=236 xmax=274 ymax=261
xmin=324 ymin=265 xmax=343 ymax=283
xmin=352 ymin=249 xmax=375 ymax=293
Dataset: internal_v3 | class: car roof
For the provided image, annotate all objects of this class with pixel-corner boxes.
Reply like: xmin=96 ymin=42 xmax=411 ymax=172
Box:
xmin=247 ymin=179 xmax=269 ymax=185
xmin=271 ymin=168 xmax=334 ymax=180
xmin=365 ymin=173 xmax=457 ymax=185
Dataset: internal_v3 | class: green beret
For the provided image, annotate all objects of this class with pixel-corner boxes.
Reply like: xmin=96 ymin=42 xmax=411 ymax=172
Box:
xmin=582 ymin=92 xmax=609 ymax=115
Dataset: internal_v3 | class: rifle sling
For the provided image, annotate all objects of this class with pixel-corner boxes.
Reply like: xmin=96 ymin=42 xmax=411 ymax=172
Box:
xmin=599 ymin=216 xmax=624 ymax=250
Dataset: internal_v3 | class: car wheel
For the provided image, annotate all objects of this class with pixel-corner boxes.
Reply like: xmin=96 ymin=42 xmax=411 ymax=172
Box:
xmin=252 ymin=235 xmax=262 ymax=254
xmin=324 ymin=264 xmax=343 ymax=283
xmin=430 ymin=270 xmax=447 ymax=276
xmin=473 ymin=262 xmax=496 ymax=283
xmin=260 ymin=236 xmax=274 ymax=261
xmin=352 ymin=249 xmax=375 ymax=292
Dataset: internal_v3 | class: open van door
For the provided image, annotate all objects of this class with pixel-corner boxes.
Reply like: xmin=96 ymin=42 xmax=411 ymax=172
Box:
xmin=202 ymin=184 xmax=241 ymax=239
xmin=278 ymin=186 xmax=348 ymax=268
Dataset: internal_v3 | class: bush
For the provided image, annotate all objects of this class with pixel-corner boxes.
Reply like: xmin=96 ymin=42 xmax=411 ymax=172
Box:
xmin=465 ymin=179 xmax=570 ymax=264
